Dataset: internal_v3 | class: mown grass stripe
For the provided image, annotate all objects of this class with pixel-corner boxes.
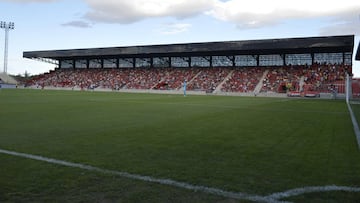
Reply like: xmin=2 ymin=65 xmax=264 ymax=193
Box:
xmin=2 ymin=148 xmax=360 ymax=202
xmin=0 ymin=148 xmax=276 ymax=203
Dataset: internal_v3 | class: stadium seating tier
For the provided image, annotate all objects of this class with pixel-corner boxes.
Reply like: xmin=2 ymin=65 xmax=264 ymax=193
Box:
xmin=27 ymin=64 xmax=351 ymax=94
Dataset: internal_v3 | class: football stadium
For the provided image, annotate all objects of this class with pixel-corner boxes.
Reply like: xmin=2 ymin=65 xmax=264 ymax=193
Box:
xmin=1 ymin=35 xmax=360 ymax=202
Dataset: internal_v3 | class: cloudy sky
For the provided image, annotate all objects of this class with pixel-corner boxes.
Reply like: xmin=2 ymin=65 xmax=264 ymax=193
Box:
xmin=0 ymin=0 xmax=360 ymax=76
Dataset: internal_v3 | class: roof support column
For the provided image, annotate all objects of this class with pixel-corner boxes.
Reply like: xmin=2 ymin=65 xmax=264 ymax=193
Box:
xmin=86 ymin=59 xmax=90 ymax=69
xmin=72 ymin=59 xmax=75 ymax=69
xmin=281 ymin=54 xmax=285 ymax=66
xmin=311 ymin=53 xmax=314 ymax=65
xmin=255 ymin=55 xmax=259 ymax=66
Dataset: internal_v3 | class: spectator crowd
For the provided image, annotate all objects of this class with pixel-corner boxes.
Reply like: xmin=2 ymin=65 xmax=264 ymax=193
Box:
xmin=27 ymin=63 xmax=351 ymax=94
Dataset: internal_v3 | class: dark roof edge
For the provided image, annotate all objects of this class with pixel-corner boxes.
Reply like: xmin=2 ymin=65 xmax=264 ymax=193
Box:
xmin=23 ymin=35 xmax=355 ymax=59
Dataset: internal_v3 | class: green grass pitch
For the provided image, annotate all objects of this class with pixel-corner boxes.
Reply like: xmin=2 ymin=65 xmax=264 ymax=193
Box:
xmin=0 ymin=89 xmax=360 ymax=202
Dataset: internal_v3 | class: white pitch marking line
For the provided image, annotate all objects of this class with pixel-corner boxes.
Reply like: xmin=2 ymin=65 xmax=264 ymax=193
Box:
xmin=1 ymin=148 xmax=360 ymax=203
xmin=267 ymin=185 xmax=360 ymax=200
xmin=347 ymin=102 xmax=360 ymax=150
xmin=0 ymin=148 xmax=275 ymax=203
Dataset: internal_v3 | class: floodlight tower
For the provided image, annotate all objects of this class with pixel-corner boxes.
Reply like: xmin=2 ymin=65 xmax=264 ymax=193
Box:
xmin=0 ymin=21 xmax=15 ymax=74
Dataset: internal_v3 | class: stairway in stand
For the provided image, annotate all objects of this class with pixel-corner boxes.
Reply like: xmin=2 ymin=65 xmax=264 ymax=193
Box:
xmin=253 ymin=69 xmax=269 ymax=94
xmin=213 ymin=70 xmax=234 ymax=93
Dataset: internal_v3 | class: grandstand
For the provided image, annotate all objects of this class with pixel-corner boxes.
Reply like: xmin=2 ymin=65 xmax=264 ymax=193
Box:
xmin=23 ymin=35 xmax=355 ymax=98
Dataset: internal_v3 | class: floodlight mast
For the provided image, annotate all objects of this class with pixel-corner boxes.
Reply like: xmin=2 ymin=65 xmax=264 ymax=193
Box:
xmin=0 ymin=21 xmax=15 ymax=74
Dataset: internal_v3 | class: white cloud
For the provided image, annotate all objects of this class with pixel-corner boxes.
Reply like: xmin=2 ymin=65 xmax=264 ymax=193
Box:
xmin=208 ymin=0 xmax=360 ymax=29
xmin=6 ymin=0 xmax=359 ymax=34
xmin=83 ymin=0 xmax=216 ymax=24
xmin=318 ymin=9 xmax=360 ymax=36
xmin=80 ymin=0 xmax=360 ymax=35
xmin=62 ymin=21 xmax=92 ymax=28
xmin=156 ymin=23 xmax=191 ymax=35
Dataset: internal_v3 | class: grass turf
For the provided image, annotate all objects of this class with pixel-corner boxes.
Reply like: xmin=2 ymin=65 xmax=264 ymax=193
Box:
xmin=0 ymin=89 xmax=359 ymax=202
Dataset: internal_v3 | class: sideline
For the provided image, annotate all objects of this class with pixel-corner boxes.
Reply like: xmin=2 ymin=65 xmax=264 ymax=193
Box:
xmin=1 ymin=148 xmax=360 ymax=202
xmin=347 ymin=102 xmax=360 ymax=150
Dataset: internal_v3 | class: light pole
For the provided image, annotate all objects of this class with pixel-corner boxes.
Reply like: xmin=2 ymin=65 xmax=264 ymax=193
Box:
xmin=0 ymin=21 xmax=15 ymax=74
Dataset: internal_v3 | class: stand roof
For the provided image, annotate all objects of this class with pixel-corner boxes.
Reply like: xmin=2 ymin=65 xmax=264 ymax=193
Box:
xmin=24 ymin=35 xmax=354 ymax=61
